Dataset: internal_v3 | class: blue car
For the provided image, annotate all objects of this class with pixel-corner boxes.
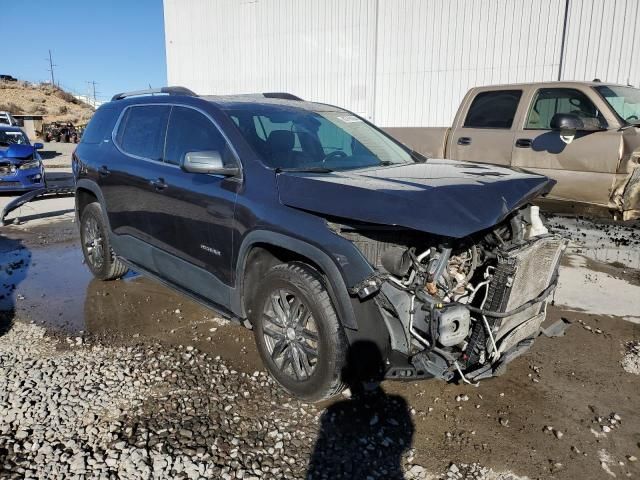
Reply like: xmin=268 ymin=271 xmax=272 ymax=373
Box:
xmin=0 ymin=126 xmax=45 ymax=192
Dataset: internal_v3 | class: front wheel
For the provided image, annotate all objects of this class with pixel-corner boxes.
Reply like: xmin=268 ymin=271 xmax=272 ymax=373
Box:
xmin=251 ymin=262 xmax=348 ymax=402
xmin=80 ymin=202 xmax=128 ymax=281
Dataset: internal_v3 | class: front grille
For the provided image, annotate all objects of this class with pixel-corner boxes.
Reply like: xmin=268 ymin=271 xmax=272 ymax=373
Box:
xmin=0 ymin=166 xmax=14 ymax=175
xmin=486 ymin=236 xmax=565 ymax=348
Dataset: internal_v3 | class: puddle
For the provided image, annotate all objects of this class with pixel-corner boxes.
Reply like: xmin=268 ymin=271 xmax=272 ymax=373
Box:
xmin=1 ymin=240 xmax=260 ymax=372
xmin=548 ymin=215 xmax=640 ymax=269
xmin=555 ymin=255 xmax=640 ymax=323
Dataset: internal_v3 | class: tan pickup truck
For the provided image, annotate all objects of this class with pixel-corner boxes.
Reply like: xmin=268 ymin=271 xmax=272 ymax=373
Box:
xmin=386 ymin=81 xmax=640 ymax=221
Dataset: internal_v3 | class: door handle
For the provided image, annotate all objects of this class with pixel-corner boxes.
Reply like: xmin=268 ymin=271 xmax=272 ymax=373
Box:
xmin=515 ymin=138 xmax=532 ymax=148
xmin=149 ymin=178 xmax=168 ymax=191
xmin=457 ymin=137 xmax=472 ymax=146
xmin=98 ymin=165 xmax=110 ymax=176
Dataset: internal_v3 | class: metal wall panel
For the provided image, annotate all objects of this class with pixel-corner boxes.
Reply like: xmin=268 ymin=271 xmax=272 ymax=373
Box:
xmin=561 ymin=0 xmax=640 ymax=86
xmin=164 ymin=0 xmax=640 ymax=127
xmin=164 ymin=0 xmax=377 ymax=118
xmin=373 ymin=0 xmax=565 ymax=126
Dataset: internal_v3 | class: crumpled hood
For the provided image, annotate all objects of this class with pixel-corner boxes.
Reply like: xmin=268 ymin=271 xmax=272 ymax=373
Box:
xmin=0 ymin=144 xmax=36 ymax=164
xmin=277 ymin=159 xmax=555 ymax=238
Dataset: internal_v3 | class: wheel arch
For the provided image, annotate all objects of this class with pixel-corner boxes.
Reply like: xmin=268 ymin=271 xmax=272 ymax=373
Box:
xmin=75 ymin=179 xmax=111 ymax=231
xmin=232 ymin=231 xmax=359 ymax=330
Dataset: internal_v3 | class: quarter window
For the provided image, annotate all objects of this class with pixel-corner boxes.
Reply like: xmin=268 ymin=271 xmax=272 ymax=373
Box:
xmin=115 ymin=105 xmax=170 ymax=160
xmin=164 ymin=106 xmax=236 ymax=166
xmin=81 ymin=106 xmax=119 ymax=144
xmin=463 ymin=90 xmax=522 ymax=129
xmin=526 ymin=88 xmax=604 ymax=130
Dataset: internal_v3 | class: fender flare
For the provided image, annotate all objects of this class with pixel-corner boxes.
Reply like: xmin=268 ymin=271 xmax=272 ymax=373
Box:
xmin=75 ymin=179 xmax=111 ymax=230
xmin=231 ymin=230 xmax=358 ymax=330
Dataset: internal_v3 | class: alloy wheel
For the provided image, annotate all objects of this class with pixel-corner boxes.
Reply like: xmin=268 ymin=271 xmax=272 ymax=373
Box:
xmin=83 ymin=216 xmax=104 ymax=270
xmin=262 ymin=288 xmax=319 ymax=381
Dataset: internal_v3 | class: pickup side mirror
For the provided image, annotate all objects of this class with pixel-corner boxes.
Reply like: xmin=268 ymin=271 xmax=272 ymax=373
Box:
xmin=550 ymin=113 xmax=584 ymax=131
xmin=33 ymin=142 xmax=44 ymax=150
xmin=181 ymin=150 xmax=240 ymax=177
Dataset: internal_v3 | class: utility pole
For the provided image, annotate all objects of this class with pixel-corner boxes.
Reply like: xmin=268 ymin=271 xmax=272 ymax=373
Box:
xmin=46 ymin=50 xmax=57 ymax=86
xmin=87 ymin=80 xmax=99 ymax=108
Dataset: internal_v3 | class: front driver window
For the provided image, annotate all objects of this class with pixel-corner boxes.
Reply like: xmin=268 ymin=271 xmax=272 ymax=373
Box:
xmin=526 ymin=88 xmax=605 ymax=130
xmin=164 ymin=106 xmax=236 ymax=166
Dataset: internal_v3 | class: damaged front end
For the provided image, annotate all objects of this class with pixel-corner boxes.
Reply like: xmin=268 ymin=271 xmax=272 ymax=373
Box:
xmin=611 ymin=146 xmax=640 ymax=222
xmin=338 ymin=206 xmax=566 ymax=384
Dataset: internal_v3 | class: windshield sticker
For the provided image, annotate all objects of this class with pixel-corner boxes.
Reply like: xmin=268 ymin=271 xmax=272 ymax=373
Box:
xmin=336 ymin=115 xmax=362 ymax=123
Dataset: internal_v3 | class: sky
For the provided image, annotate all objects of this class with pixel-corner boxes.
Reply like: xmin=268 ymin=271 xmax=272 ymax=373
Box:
xmin=2 ymin=0 xmax=167 ymax=102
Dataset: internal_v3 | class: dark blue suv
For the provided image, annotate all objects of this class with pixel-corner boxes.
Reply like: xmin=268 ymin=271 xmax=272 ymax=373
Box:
xmin=73 ymin=87 xmax=564 ymax=401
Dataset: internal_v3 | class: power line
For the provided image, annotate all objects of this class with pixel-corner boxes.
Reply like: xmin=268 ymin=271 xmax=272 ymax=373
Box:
xmin=46 ymin=50 xmax=57 ymax=86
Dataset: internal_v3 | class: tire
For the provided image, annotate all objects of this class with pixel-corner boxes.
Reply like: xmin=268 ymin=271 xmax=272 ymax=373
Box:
xmin=251 ymin=262 xmax=347 ymax=402
xmin=79 ymin=202 xmax=128 ymax=281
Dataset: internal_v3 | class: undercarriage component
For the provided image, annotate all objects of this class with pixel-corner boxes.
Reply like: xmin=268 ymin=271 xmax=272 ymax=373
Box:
xmin=411 ymin=349 xmax=455 ymax=381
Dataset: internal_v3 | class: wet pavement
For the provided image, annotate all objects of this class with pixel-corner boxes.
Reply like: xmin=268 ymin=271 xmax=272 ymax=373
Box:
xmin=0 ymin=232 xmax=262 ymax=374
xmin=1 ymin=207 xmax=640 ymax=479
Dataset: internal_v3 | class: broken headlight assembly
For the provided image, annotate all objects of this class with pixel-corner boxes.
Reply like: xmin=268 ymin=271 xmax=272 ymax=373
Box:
xmin=19 ymin=160 xmax=41 ymax=170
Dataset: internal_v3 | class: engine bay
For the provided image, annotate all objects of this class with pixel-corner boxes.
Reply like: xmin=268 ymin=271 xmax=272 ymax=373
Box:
xmin=334 ymin=205 xmax=566 ymax=384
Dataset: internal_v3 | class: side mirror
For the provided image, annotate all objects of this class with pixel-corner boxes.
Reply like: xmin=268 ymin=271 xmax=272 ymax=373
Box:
xmin=181 ymin=150 xmax=240 ymax=176
xmin=550 ymin=113 xmax=584 ymax=131
xmin=33 ymin=142 xmax=44 ymax=150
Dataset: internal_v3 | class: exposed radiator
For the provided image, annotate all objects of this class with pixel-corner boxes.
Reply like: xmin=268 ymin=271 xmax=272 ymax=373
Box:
xmin=485 ymin=236 xmax=565 ymax=350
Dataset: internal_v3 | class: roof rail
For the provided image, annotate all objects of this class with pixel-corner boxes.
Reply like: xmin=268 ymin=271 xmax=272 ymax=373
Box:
xmin=111 ymin=86 xmax=197 ymax=101
xmin=262 ymin=92 xmax=303 ymax=101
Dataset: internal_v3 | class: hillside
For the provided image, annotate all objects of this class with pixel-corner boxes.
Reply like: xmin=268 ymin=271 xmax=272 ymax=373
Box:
xmin=0 ymin=80 xmax=94 ymax=124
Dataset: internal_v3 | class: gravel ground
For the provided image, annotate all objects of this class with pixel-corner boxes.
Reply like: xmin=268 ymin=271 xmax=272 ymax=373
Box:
xmin=621 ymin=341 xmax=640 ymax=375
xmin=0 ymin=320 xmax=533 ymax=480
xmin=1 ymin=175 xmax=639 ymax=480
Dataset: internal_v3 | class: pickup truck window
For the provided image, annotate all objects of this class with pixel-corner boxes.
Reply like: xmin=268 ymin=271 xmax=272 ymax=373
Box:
xmin=595 ymin=85 xmax=640 ymax=124
xmin=463 ymin=90 xmax=522 ymax=129
xmin=525 ymin=88 xmax=604 ymax=130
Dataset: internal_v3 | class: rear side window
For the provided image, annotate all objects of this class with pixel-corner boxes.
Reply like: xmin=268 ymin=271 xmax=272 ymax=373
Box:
xmin=164 ymin=106 xmax=236 ymax=166
xmin=463 ymin=90 xmax=522 ymax=129
xmin=81 ymin=106 xmax=119 ymax=144
xmin=115 ymin=105 xmax=171 ymax=160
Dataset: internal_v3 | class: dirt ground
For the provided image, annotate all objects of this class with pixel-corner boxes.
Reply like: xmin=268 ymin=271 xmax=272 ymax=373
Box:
xmin=1 ymin=214 xmax=638 ymax=479
xmin=1 ymin=147 xmax=639 ymax=478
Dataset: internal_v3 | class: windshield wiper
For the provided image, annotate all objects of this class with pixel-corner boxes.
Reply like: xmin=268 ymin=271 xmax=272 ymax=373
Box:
xmin=410 ymin=150 xmax=428 ymax=163
xmin=275 ymin=166 xmax=334 ymax=173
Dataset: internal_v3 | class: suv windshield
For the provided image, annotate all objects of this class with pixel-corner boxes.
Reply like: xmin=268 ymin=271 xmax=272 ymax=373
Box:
xmin=224 ymin=104 xmax=416 ymax=170
xmin=0 ymin=130 xmax=29 ymax=146
xmin=595 ymin=85 xmax=640 ymax=124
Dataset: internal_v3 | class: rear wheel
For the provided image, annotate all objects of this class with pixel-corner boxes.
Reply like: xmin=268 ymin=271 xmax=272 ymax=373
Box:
xmin=251 ymin=262 xmax=347 ymax=402
xmin=80 ymin=202 xmax=128 ymax=281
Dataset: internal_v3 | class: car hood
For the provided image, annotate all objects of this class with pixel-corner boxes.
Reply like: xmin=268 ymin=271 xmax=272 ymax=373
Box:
xmin=0 ymin=144 xmax=36 ymax=163
xmin=276 ymin=159 xmax=555 ymax=238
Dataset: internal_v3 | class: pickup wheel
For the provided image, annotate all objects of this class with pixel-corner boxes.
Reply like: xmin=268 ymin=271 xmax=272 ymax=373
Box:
xmin=80 ymin=202 xmax=128 ymax=281
xmin=251 ymin=262 xmax=347 ymax=402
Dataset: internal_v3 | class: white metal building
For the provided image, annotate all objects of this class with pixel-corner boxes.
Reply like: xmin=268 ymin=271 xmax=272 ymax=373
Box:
xmin=164 ymin=0 xmax=640 ymax=127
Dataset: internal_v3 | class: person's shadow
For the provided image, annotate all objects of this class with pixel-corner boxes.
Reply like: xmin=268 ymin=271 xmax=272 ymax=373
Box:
xmin=306 ymin=341 xmax=414 ymax=479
